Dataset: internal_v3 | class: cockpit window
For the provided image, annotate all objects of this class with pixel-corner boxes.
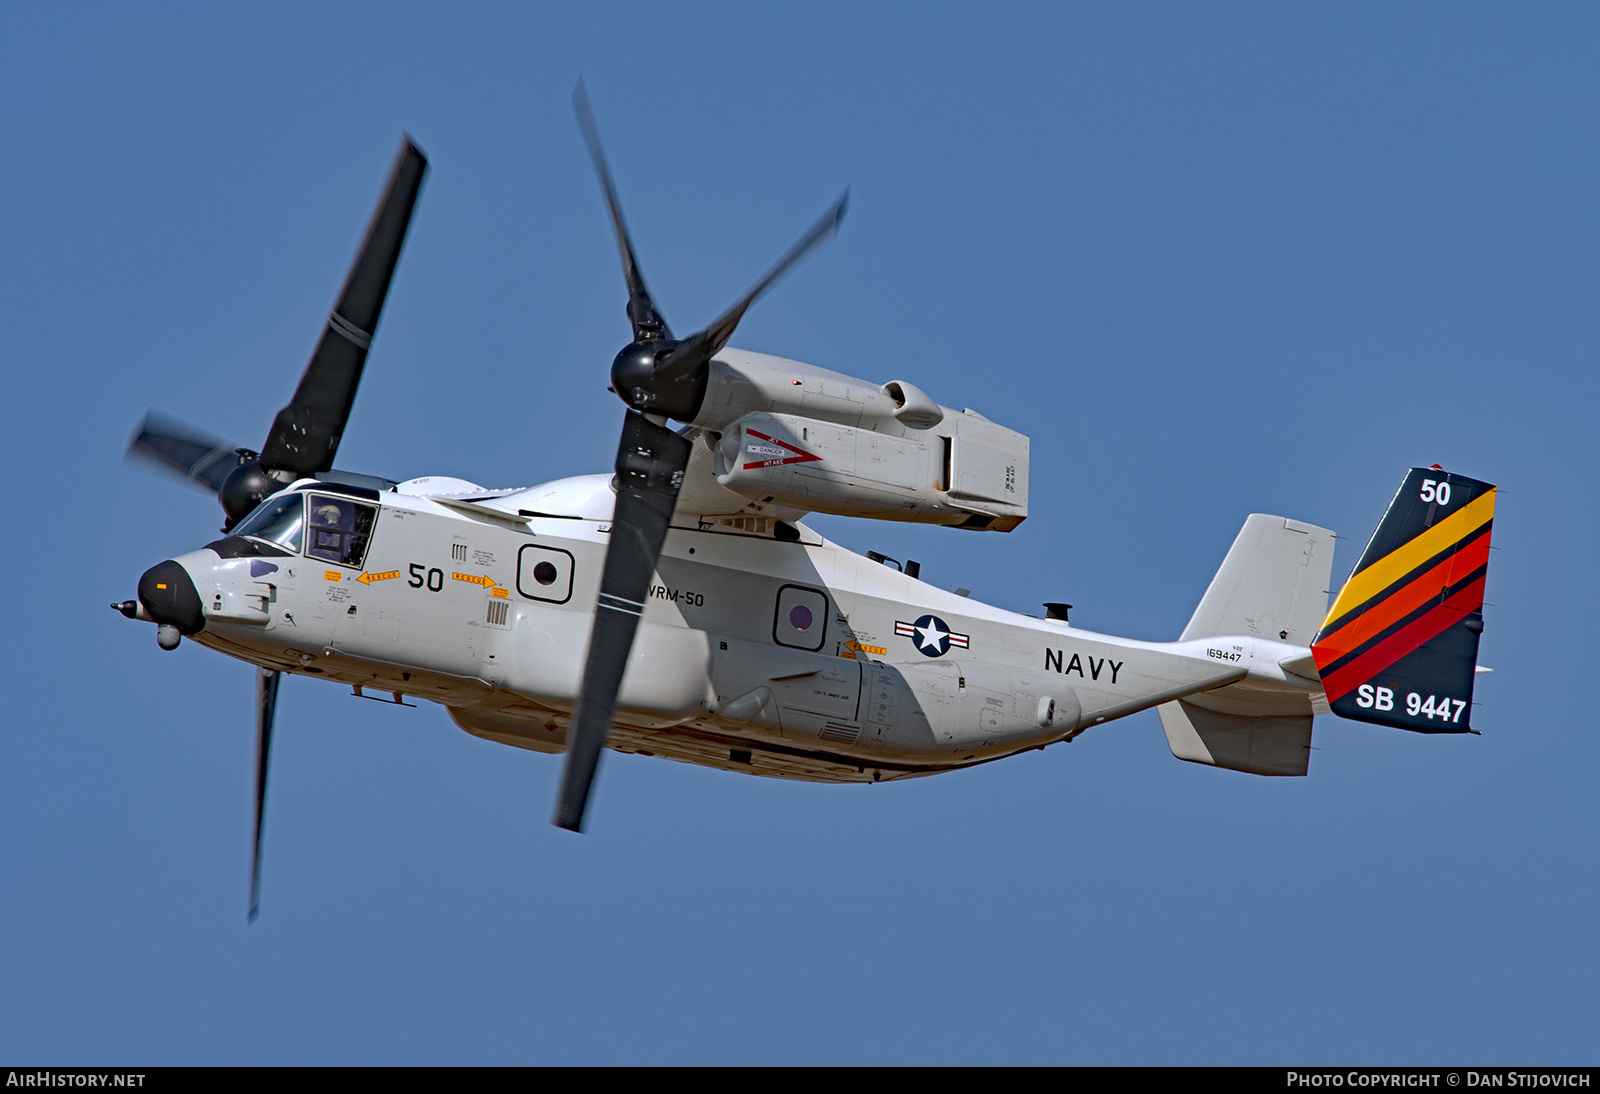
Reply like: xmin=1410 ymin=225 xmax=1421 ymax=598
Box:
xmin=233 ymin=494 xmax=306 ymax=551
xmin=306 ymin=494 xmax=377 ymax=568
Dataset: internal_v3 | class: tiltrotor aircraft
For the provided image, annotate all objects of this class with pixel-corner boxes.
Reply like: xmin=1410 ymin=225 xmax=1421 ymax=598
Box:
xmin=120 ymin=87 xmax=1498 ymax=919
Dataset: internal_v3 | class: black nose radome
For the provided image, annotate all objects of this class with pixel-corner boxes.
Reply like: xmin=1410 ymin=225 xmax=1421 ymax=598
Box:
xmin=138 ymin=560 xmax=205 ymax=636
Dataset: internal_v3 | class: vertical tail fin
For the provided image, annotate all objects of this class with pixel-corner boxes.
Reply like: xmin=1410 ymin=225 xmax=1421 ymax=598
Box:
xmin=1311 ymin=467 xmax=1496 ymax=733
xmin=1179 ymin=514 xmax=1335 ymax=645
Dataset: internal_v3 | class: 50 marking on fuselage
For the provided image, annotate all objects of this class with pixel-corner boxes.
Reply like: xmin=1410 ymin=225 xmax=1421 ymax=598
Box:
xmin=407 ymin=563 xmax=446 ymax=591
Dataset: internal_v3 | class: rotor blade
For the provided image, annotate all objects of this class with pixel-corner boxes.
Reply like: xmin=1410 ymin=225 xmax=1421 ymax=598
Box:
xmin=126 ymin=411 xmax=240 ymax=494
xmin=554 ymin=412 xmax=691 ymax=831
xmin=573 ymin=78 xmax=672 ymax=341
xmin=652 ymin=191 xmax=847 ymax=386
xmin=258 ymin=138 xmax=428 ymax=477
xmin=249 ymin=667 xmax=280 ymax=923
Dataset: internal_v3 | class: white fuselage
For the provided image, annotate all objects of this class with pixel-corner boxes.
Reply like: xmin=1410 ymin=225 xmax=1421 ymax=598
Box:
xmin=170 ymin=474 xmax=1319 ymax=784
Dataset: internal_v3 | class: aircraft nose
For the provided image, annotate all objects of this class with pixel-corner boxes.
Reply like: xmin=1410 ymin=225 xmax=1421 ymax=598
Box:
xmin=138 ymin=560 xmax=206 ymax=639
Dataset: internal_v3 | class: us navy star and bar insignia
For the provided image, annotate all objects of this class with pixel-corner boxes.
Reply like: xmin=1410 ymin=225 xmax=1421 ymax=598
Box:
xmin=895 ymin=614 xmax=970 ymax=657
xmin=1310 ymin=467 xmax=1495 ymax=733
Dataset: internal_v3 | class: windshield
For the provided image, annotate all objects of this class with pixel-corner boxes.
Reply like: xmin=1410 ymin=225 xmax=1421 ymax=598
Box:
xmin=233 ymin=494 xmax=305 ymax=551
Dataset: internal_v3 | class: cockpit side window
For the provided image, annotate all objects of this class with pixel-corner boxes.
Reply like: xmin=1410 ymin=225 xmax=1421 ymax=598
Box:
xmin=306 ymin=494 xmax=377 ymax=568
xmin=233 ymin=494 xmax=306 ymax=551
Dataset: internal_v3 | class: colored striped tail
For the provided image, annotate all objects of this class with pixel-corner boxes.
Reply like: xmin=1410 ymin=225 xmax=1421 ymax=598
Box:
xmin=1311 ymin=467 xmax=1495 ymax=733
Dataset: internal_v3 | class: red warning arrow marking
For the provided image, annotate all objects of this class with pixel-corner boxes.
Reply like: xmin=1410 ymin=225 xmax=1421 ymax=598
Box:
xmin=741 ymin=428 xmax=823 ymax=470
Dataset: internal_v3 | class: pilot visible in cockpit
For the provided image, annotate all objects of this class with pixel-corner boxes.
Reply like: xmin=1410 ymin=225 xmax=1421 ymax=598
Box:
xmin=313 ymin=501 xmax=348 ymax=529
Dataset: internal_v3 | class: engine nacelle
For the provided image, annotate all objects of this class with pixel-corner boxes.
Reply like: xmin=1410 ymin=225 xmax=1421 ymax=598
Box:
xmin=692 ymin=349 xmax=1029 ymax=531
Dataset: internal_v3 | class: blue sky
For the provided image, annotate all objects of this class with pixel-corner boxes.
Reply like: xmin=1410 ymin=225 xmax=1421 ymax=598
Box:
xmin=2 ymin=3 xmax=1596 ymax=1063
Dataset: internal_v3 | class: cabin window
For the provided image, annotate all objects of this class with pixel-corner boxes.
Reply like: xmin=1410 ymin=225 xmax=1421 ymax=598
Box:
xmin=516 ymin=544 xmax=575 ymax=604
xmin=306 ymin=494 xmax=377 ymax=569
xmin=234 ymin=494 xmax=305 ymax=552
xmin=773 ymin=583 xmax=829 ymax=651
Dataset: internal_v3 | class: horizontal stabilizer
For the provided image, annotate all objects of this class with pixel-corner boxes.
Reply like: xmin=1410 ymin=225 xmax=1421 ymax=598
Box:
xmin=1311 ymin=468 xmax=1495 ymax=733
xmin=1159 ymin=699 xmax=1311 ymax=776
